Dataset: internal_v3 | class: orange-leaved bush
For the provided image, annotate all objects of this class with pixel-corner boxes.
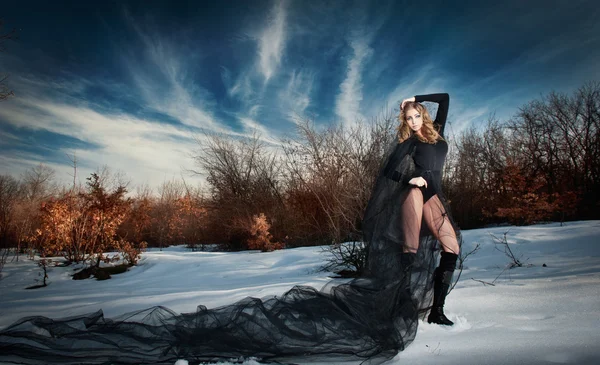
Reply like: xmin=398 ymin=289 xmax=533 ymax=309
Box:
xmin=247 ymin=213 xmax=283 ymax=252
xmin=31 ymin=173 xmax=136 ymax=266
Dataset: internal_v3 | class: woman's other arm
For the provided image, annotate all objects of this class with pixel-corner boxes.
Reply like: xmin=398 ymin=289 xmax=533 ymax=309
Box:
xmin=383 ymin=143 xmax=416 ymax=184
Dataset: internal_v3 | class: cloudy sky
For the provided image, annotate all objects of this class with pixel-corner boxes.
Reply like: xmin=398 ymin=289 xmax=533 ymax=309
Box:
xmin=1 ymin=0 xmax=599 ymax=192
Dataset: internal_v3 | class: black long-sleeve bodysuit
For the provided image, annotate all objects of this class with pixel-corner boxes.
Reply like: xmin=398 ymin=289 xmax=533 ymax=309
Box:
xmin=384 ymin=93 xmax=450 ymax=203
xmin=412 ymin=93 xmax=449 ymax=202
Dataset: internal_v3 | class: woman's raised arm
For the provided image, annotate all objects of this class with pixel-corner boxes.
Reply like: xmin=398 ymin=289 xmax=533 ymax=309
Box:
xmin=414 ymin=93 xmax=450 ymax=137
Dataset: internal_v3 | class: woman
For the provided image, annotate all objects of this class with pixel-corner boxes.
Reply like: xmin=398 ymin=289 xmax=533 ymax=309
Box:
xmin=363 ymin=92 xmax=461 ymax=326
xmin=0 ymin=94 xmax=461 ymax=365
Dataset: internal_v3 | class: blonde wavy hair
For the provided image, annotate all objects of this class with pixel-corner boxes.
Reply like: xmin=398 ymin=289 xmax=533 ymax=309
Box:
xmin=397 ymin=102 xmax=442 ymax=144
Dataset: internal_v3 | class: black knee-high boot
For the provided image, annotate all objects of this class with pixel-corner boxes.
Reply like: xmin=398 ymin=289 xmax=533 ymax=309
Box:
xmin=428 ymin=251 xmax=458 ymax=326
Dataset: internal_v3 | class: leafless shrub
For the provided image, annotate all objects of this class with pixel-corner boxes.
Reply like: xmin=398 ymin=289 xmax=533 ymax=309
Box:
xmin=15 ymin=165 xmax=57 ymax=261
xmin=281 ymin=108 xmax=396 ymax=247
xmin=281 ymin=108 xmax=395 ymax=273
xmin=452 ymin=242 xmax=481 ymax=291
xmin=26 ymin=258 xmax=52 ymax=289
xmin=490 ymin=230 xmax=525 ymax=269
xmin=191 ymin=131 xmax=284 ymax=250
xmin=321 ymin=241 xmax=367 ymax=277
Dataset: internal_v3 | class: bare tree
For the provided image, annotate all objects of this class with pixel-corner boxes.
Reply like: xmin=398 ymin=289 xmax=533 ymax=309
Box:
xmin=280 ymin=108 xmax=396 ymax=274
xmin=0 ymin=175 xmax=20 ymax=275
xmin=13 ymin=165 xmax=57 ymax=260
xmin=153 ymin=178 xmax=184 ymax=249
xmin=281 ymin=110 xmax=395 ymax=245
xmin=191 ymin=131 xmax=284 ymax=250
xmin=95 ymin=165 xmax=130 ymax=193
xmin=66 ymin=153 xmax=78 ymax=190
xmin=446 ymin=117 xmax=511 ymax=228
xmin=21 ymin=164 xmax=56 ymax=201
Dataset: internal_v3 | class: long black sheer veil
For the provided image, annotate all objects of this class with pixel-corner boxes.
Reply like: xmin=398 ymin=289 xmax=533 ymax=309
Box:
xmin=0 ymin=137 xmax=461 ymax=365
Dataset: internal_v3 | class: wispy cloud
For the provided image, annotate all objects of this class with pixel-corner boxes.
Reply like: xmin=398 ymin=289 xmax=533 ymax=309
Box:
xmin=0 ymin=151 xmax=76 ymax=187
xmin=279 ymin=69 xmax=314 ymax=123
xmin=383 ymin=62 xmax=442 ymax=109
xmin=0 ymin=129 xmax=21 ymax=146
xmin=248 ymin=104 xmax=262 ymax=118
xmin=258 ymin=0 xmax=287 ymax=83
xmin=335 ymin=36 xmax=372 ymax=125
xmin=237 ymin=117 xmax=276 ymax=143
xmin=225 ymin=67 xmax=257 ymax=105
xmin=123 ymin=11 xmax=226 ymax=134
xmin=225 ymin=0 xmax=288 ymax=108
xmin=0 ymin=90 xmax=203 ymax=189
xmin=445 ymin=103 xmax=491 ymax=137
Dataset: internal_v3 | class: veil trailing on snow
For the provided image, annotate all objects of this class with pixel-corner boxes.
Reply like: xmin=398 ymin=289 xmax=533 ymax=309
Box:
xmin=0 ymin=138 xmax=462 ymax=365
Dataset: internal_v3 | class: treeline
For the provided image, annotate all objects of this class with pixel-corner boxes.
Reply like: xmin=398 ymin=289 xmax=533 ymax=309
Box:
xmin=0 ymin=110 xmax=395 ymax=270
xmin=444 ymin=82 xmax=599 ymax=228
xmin=1 ymin=82 xmax=598 ymax=267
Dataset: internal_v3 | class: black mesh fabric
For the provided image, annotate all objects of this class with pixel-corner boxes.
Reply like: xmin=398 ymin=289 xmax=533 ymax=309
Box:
xmin=0 ymin=138 xmax=462 ymax=365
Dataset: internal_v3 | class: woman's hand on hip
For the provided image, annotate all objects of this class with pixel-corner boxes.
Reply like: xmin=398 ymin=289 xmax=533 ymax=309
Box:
xmin=401 ymin=97 xmax=416 ymax=110
xmin=409 ymin=177 xmax=427 ymax=188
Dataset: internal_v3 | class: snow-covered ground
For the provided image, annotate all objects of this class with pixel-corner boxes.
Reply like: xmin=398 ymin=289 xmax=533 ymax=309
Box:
xmin=1 ymin=221 xmax=599 ymax=365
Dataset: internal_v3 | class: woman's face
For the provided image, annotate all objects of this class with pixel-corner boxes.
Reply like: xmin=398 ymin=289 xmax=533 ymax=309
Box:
xmin=404 ymin=108 xmax=423 ymax=133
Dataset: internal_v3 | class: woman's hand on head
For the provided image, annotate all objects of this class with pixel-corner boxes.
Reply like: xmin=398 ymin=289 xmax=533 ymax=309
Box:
xmin=409 ymin=177 xmax=427 ymax=188
xmin=400 ymin=97 xmax=416 ymax=110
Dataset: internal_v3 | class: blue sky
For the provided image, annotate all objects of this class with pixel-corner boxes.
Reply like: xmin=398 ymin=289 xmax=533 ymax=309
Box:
xmin=1 ymin=0 xmax=599 ymax=191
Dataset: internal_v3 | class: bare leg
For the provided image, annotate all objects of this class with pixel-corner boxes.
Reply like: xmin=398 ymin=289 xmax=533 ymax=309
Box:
xmin=422 ymin=195 xmax=460 ymax=255
xmin=401 ymin=188 xmax=424 ymax=253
